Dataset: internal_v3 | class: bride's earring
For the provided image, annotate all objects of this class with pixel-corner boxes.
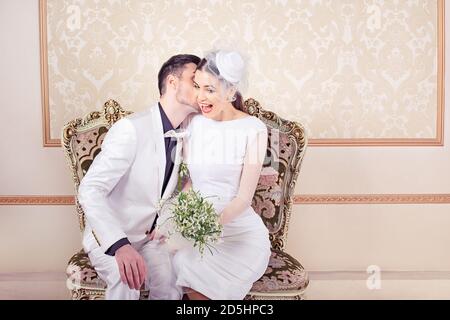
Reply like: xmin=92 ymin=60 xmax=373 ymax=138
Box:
xmin=227 ymin=95 xmax=236 ymax=103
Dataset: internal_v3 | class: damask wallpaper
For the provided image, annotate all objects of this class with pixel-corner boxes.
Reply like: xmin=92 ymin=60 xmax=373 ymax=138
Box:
xmin=40 ymin=0 xmax=443 ymax=146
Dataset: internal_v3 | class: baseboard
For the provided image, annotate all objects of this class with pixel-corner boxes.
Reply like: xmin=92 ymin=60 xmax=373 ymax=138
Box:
xmin=1 ymin=271 xmax=450 ymax=282
xmin=0 ymin=272 xmax=66 ymax=281
xmin=308 ymin=271 xmax=450 ymax=280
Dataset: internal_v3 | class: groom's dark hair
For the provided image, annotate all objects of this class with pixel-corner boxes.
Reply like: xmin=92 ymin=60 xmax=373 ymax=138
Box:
xmin=158 ymin=54 xmax=201 ymax=96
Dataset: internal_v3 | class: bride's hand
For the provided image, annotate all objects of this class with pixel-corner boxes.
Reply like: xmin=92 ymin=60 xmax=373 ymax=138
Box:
xmin=147 ymin=227 xmax=167 ymax=243
xmin=219 ymin=213 xmax=229 ymax=225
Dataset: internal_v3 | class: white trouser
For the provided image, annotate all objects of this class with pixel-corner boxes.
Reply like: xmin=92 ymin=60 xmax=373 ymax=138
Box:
xmin=87 ymin=238 xmax=182 ymax=300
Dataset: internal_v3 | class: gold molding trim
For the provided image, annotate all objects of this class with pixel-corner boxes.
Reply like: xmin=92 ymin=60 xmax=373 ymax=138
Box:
xmin=39 ymin=0 xmax=445 ymax=147
xmin=294 ymin=194 xmax=450 ymax=205
xmin=437 ymin=0 xmax=446 ymax=146
xmin=0 ymin=196 xmax=75 ymax=205
xmin=1 ymin=194 xmax=450 ymax=206
xmin=40 ymin=0 xmax=58 ymax=147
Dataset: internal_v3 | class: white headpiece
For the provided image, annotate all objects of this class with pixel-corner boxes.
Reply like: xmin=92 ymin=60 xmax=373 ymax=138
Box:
xmin=201 ymin=50 xmax=248 ymax=96
xmin=215 ymin=51 xmax=245 ymax=85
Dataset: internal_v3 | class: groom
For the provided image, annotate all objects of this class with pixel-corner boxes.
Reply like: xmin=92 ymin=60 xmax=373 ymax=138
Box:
xmin=77 ymin=54 xmax=201 ymax=299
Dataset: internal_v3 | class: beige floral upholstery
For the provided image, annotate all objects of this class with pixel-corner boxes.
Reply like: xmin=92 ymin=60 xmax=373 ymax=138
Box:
xmin=253 ymin=132 xmax=293 ymax=235
xmin=63 ymin=99 xmax=309 ymax=300
xmin=66 ymin=249 xmax=148 ymax=300
xmin=66 ymin=250 xmax=105 ymax=290
xmin=251 ymin=250 xmax=308 ymax=293
xmin=73 ymin=127 xmax=108 ymax=178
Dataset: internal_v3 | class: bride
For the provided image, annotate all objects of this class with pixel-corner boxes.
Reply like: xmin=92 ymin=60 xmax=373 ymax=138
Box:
xmin=165 ymin=50 xmax=271 ymax=300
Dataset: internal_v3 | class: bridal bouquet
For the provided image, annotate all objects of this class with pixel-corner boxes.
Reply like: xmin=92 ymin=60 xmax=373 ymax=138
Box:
xmin=157 ymin=163 xmax=223 ymax=255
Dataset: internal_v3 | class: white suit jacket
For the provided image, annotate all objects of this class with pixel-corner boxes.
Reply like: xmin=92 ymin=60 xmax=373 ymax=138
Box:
xmin=78 ymin=103 xmax=183 ymax=253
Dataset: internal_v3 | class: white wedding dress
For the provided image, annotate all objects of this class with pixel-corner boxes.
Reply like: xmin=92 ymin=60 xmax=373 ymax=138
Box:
xmin=171 ymin=114 xmax=271 ymax=300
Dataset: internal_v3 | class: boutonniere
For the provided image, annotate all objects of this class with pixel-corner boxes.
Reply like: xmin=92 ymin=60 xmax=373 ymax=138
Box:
xmin=177 ymin=162 xmax=189 ymax=192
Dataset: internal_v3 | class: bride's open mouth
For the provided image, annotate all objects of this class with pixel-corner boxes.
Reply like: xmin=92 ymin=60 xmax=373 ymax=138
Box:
xmin=199 ymin=103 xmax=213 ymax=114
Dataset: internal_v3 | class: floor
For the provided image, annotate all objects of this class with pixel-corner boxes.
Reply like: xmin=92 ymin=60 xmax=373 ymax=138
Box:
xmin=0 ymin=272 xmax=449 ymax=300
xmin=0 ymin=273 xmax=70 ymax=300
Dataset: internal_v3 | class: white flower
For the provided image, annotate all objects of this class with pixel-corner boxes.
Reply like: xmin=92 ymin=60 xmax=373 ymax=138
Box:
xmin=157 ymin=189 xmax=222 ymax=256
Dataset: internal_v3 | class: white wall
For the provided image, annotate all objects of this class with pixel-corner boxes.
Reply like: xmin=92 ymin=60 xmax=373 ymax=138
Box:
xmin=0 ymin=0 xmax=80 ymax=273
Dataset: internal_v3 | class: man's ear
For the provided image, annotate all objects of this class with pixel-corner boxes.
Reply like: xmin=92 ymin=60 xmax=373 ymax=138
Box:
xmin=166 ymin=74 xmax=178 ymax=92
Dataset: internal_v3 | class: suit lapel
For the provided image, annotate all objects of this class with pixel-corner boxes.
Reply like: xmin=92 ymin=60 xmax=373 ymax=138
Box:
xmin=151 ymin=105 xmax=166 ymax=199
xmin=162 ymin=138 xmax=183 ymax=200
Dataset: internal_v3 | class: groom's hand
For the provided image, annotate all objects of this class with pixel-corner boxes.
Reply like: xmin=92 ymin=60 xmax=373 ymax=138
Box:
xmin=115 ymin=244 xmax=148 ymax=290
